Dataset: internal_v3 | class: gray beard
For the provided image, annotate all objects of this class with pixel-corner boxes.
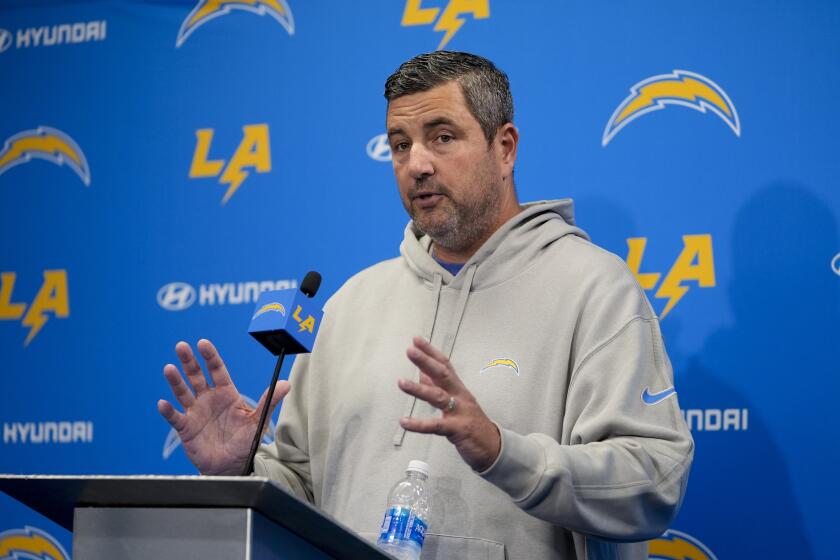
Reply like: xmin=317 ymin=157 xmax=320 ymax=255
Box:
xmin=411 ymin=182 xmax=503 ymax=253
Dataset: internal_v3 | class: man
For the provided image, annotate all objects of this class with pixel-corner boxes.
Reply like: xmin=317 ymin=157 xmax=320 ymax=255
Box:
xmin=158 ymin=51 xmax=694 ymax=559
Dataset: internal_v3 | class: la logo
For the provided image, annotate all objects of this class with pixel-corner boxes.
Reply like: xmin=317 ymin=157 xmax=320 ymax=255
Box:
xmin=0 ymin=270 xmax=70 ymax=346
xmin=401 ymin=0 xmax=490 ymax=49
xmin=189 ymin=123 xmax=271 ymax=204
xmin=626 ymin=234 xmax=716 ymax=318
xmin=292 ymin=305 xmax=316 ymax=333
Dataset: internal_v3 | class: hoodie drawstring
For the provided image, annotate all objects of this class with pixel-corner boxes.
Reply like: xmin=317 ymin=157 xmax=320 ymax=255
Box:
xmin=392 ymin=265 xmax=476 ymax=447
xmin=440 ymin=264 xmax=476 ymax=358
xmin=392 ymin=272 xmax=443 ymax=446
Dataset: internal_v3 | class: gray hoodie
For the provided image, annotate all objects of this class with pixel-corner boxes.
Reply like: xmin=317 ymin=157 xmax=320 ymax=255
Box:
xmin=255 ymin=200 xmax=694 ymax=559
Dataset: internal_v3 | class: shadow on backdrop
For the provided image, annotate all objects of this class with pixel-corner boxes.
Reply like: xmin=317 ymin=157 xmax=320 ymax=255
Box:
xmin=677 ymin=183 xmax=838 ymax=558
xmin=572 ymin=194 xmax=640 ymax=257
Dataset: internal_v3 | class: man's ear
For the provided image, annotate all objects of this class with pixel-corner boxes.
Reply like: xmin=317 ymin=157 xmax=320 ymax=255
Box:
xmin=496 ymin=123 xmax=519 ymax=173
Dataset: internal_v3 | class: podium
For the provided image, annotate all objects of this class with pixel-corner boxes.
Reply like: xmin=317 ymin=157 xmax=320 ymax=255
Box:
xmin=0 ymin=475 xmax=392 ymax=560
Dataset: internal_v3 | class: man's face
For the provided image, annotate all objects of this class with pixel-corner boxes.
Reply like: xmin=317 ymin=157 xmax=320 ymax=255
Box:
xmin=386 ymin=81 xmax=507 ymax=254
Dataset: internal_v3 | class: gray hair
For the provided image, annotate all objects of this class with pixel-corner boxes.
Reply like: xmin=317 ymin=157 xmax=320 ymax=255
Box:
xmin=384 ymin=51 xmax=514 ymax=144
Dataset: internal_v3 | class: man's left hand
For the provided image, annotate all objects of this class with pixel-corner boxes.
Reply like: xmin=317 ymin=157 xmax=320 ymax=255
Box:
xmin=398 ymin=336 xmax=501 ymax=472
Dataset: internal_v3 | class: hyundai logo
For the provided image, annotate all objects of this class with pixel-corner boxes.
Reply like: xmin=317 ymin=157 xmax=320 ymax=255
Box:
xmin=832 ymin=253 xmax=840 ymax=277
xmin=0 ymin=29 xmax=12 ymax=54
xmin=366 ymin=133 xmax=391 ymax=162
xmin=157 ymin=282 xmax=196 ymax=311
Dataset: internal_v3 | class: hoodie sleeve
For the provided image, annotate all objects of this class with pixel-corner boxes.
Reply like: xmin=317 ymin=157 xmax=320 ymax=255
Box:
xmin=479 ymin=314 xmax=694 ymax=541
xmin=253 ymin=353 xmax=315 ymax=503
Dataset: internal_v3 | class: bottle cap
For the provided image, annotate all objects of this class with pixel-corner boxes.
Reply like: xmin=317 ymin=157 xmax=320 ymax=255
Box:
xmin=406 ymin=460 xmax=430 ymax=477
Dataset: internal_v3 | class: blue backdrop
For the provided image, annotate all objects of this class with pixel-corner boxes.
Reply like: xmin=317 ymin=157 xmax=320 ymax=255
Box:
xmin=1 ymin=1 xmax=838 ymax=558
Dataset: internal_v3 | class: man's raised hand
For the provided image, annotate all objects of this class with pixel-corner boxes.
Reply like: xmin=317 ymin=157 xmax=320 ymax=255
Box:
xmin=156 ymin=339 xmax=289 ymax=475
xmin=397 ymin=337 xmax=501 ymax=473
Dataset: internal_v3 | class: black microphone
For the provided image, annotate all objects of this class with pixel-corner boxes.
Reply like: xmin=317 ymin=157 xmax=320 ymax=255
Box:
xmin=242 ymin=271 xmax=322 ymax=476
xmin=300 ymin=270 xmax=321 ymax=298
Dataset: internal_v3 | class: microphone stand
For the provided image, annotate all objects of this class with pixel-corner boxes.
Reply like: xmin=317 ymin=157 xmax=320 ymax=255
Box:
xmin=242 ymin=347 xmax=286 ymax=476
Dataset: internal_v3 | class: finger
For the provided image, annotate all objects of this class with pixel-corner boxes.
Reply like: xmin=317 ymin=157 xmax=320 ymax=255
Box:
xmin=197 ymin=339 xmax=234 ymax=388
xmin=157 ymin=399 xmax=187 ymax=431
xmin=412 ymin=336 xmax=450 ymax=364
xmin=254 ymin=381 xmax=291 ymax=422
xmin=175 ymin=341 xmax=209 ymax=394
xmin=398 ymin=378 xmax=450 ymax=410
xmin=163 ymin=363 xmax=196 ymax=408
xmin=406 ymin=344 xmax=458 ymax=392
xmin=399 ymin=415 xmax=454 ymax=437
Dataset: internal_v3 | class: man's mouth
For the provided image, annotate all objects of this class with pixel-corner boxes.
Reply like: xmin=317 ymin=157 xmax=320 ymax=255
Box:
xmin=412 ymin=192 xmax=445 ymax=209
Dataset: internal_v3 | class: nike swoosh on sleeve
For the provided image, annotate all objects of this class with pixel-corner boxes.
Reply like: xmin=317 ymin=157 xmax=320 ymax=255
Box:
xmin=641 ymin=386 xmax=677 ymax=405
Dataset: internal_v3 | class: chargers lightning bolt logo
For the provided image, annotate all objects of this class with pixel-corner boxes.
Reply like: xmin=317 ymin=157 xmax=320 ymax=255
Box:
xmin=648 ymin=529 xmax=718 ymax=560
xmin=252 ymin=302 xmax=286 ymax=319
xmin=0 ymin=126 xmax=90 ymax=186
xmin=176 ymin=0 xmax=295 ymax=47
xmin=0 ymin=526 xmax=70 ymax=560
xmin=480 ymin=358 xmax=520 ymax=376
xmin=603 ymin=70 xmax=740 ymax=146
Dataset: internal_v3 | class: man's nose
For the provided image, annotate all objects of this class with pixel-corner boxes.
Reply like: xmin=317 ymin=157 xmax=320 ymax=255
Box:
xmin=407 ymin=143 xmax=435 ymax=179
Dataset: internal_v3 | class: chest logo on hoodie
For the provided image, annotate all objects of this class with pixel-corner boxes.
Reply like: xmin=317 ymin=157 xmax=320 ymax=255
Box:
xmin=480 ymin=358 xmax=520 ymax=377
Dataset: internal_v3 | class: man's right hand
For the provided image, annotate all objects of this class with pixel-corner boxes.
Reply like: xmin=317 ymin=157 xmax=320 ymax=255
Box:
xmin=157 ymin=339 xmax=290 ymax=476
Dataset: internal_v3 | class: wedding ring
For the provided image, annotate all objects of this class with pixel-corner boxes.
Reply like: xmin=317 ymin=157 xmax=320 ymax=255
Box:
xmin=445 ymin=396 xmax=456 ymax=413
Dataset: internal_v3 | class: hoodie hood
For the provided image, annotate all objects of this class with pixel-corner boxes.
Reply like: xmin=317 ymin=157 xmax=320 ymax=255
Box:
xmin=400 ymin=199 xmax=589 ymax=290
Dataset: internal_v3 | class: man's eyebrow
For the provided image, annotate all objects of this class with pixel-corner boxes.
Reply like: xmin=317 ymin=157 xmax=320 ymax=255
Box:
xmin=387 ymin=118 xmax=458 ymax=138
xmin=424 ymin=117 xmax=457 ymax=130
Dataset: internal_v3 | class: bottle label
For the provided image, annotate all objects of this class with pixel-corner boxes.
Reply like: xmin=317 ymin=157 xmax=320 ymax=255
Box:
xmin=377 ymin=506 xmax=428 ymax=548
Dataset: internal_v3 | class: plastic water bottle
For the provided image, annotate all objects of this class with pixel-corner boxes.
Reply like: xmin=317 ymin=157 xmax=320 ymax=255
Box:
xmin=376 ymin=460 xmax=431 ymax=560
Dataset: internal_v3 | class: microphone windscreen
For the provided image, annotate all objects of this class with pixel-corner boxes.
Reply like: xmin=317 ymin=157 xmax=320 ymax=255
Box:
xmin=301 ymin=271 xmax=322 ymax=298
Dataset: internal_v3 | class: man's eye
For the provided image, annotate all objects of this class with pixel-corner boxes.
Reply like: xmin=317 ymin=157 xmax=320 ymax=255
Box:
xmin=437 ymin=134 xmax=453 ymax=143
xmin=393 ymin=141 xmax=409 ymax=152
